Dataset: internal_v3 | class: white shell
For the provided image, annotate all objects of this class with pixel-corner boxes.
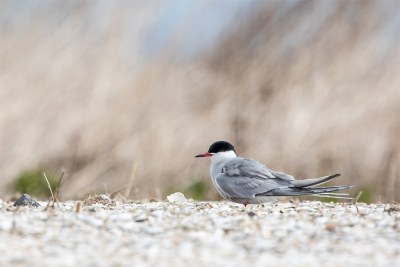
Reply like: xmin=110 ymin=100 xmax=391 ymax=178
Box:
xmin=167 ymin=192 xmax=187 ymax=204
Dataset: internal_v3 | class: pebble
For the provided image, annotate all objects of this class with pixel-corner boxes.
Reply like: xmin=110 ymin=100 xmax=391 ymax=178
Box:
xmin=115 ymin=201 xmax=123 ymax=210
xmin=0 ymin=200 xmax=399 ymax=267
xmin=13 ymin=194 xmax=41 ymax=208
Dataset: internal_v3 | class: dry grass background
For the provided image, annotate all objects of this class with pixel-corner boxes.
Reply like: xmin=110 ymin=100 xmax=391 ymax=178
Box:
xmin=0 ymin=0 xmax=399 ymax=202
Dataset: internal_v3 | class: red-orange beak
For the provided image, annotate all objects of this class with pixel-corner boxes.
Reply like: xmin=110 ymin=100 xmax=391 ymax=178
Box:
xmin=195 ymin=153 xmax=213 ymax=158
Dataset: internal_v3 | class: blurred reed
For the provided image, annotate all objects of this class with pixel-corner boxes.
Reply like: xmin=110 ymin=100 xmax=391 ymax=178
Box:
xmin=0 ymin=0 xmax=399 ymax=202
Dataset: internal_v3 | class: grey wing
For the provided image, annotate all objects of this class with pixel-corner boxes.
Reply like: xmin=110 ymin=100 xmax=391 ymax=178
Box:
xmin=216 ymin=158 xmax=294 ymax=199
xmin=215 ymin=174 xmax=293 ymax=199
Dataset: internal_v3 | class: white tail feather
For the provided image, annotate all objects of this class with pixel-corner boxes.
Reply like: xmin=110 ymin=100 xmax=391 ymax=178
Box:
xmin=312 ymin=194 xmax=353 ymax=200
xmin=320 ymin=193 xmax=349 ymax=196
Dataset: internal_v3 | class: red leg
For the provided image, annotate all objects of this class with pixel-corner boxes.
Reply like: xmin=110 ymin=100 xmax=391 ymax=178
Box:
xmin=243 ymin=203 xmax=247 ymax=207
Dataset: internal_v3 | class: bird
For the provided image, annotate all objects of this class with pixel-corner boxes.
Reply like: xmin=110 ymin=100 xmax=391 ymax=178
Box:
xmin=195 ymin=141 xmax=355 ymax=206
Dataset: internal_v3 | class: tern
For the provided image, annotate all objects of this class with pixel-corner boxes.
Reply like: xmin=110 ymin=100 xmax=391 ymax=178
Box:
xmin=195 ymin=141 xmax=355 ymax=205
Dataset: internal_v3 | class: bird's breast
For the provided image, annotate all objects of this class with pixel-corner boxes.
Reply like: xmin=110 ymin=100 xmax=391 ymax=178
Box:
xmin=210 ymin=162 xmax=231 ymax=200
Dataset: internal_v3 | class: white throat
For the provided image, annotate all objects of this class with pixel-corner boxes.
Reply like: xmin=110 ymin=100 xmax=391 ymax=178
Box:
xmin=210 ymin=150 xmax=237 ymax=163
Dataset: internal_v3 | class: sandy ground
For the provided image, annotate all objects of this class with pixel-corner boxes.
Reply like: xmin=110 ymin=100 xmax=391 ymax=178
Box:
xmin=0 ymin=199 xmax=399 ymax=267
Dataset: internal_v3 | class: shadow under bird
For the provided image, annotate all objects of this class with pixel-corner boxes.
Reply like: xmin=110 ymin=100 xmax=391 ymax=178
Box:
xmin=195 ymin=141 xmax=355 ymax=206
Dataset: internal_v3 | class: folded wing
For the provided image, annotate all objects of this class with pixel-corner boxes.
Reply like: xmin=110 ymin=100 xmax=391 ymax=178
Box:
xmin=216 ymin=158 xmax=294 ymax=199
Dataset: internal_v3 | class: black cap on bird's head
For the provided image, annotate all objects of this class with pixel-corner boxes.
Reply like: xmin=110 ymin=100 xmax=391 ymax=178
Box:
xmin=195 ymin=141 xmax=236 ymax=158
xmin=208 ymin=141 xmax=236 ymax=154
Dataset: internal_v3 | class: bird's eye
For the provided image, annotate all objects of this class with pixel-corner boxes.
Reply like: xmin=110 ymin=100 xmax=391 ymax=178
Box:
xmin=221 ymin=167 xmax=225 ymax=173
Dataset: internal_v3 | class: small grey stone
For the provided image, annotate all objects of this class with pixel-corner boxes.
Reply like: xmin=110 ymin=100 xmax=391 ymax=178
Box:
xmin=13 ymin=194 xmax=41 ymax=208
xmin=247 ymin=211 xmax=257 ymax=217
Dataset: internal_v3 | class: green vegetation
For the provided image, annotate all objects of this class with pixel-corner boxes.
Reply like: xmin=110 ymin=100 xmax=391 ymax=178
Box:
xmin=12 ymin=169 xmax=58 ymax=198
xmin=357 ymin=188 xmax=374 ymax=204
xmin=185 ymin=178 xmax=209 ymax=200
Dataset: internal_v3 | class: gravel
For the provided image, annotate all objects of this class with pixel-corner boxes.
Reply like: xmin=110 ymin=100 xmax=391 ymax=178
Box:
xmin=0 ymin=199 xmax=399 ymax=267
xmin=13 ymin=194 xmax=40 ymax=208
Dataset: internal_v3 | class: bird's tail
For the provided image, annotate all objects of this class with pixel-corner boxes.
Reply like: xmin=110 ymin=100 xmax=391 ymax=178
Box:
xmin=261 ymin=185 xmax=355 ymax=199
xmin=292 ymin=174 xmax=341 ymax=187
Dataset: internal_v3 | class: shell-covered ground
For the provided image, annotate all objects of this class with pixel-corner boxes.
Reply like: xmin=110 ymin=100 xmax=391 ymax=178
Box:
xmin=0 ymin=199 xmax=399 ymax=267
